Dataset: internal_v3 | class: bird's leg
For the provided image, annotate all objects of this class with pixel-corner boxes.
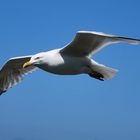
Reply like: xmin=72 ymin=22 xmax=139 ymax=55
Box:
xmin=88 ymin=71 xmax=104 ymax=81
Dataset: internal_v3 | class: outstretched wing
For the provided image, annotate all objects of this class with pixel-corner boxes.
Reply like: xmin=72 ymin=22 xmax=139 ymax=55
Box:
xmin=60 ymin=31 xmax=140 ymax=57
xmin=0 ymin=55 xmax=37 ymax=95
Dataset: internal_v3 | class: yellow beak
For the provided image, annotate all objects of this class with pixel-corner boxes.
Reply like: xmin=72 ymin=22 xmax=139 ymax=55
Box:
xmin=23 ymin=61 xmax=33 ymax=68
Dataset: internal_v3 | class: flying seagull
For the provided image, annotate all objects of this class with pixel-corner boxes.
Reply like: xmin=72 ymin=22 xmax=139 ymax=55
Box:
xmin=0 ymin=31 xmax=140 ymax=95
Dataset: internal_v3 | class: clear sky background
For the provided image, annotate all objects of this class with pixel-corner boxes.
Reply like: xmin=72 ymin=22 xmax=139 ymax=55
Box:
xmin=0 ymin=0 xmax=140 ymax=140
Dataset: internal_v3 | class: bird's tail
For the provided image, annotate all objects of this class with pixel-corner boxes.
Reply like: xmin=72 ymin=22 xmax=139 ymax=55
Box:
xmin=91 ymin=60 xmax=118 ymax=80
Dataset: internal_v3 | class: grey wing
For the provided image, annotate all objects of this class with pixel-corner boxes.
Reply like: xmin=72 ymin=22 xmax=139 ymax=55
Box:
xmin=60 ymin=31 xmax=140 ymax=57
xmin=0 ymin=55 xmax=37 ymax=95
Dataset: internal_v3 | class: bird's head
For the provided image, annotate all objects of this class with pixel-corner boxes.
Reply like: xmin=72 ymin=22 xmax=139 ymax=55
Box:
xmin=23 ymin=52 xmax=45 ymax=68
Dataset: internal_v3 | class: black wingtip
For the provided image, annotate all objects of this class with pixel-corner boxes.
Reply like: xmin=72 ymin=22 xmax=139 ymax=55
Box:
xmin=0 ymin=89 xmax=6 ymax=96
xmin=117 ymin=36 xmax=140 ymax=44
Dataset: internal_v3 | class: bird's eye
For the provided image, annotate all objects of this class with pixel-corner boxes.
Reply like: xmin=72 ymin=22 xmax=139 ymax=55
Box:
xmin=35 ymin=57 xmax=40 ymax=60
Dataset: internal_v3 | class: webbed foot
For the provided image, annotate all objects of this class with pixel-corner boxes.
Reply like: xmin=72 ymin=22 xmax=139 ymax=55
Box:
xmin=88 ymin=71 xmax=104 ymax=81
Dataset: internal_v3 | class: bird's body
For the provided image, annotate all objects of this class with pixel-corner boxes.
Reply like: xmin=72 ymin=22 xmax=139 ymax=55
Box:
xmin=36 ymin=49 xmax=90 ymax=75
xmin=0 ymin=31 xmax=140 ymax=95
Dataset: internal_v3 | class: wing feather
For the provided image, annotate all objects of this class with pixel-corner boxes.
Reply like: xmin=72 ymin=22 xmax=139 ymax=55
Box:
xmin=60 ymin=31 xmax=140 ymax=57
xmin=0 ymin=55 xmax=37 ymax=95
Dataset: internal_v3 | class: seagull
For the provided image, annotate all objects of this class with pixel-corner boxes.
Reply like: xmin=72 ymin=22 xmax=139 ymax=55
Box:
xmin=0 ymin=31 xmax=140 ymax=95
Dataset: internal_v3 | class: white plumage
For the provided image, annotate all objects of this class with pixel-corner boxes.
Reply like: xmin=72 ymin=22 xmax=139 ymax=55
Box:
xmin=0 ymin=31 xmax=140 ymax=95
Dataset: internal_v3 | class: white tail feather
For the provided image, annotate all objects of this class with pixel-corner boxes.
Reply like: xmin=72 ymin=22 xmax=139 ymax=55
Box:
xmin=91 ymin=60 xmax=118 ymax=80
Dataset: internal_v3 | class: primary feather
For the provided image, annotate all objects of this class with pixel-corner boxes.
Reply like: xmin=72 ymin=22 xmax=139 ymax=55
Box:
xmin=0 ymin=56 xmax=37 ymax=95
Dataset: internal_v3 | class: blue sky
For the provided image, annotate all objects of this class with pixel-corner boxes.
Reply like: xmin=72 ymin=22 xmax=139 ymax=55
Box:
xmin=0 ymin=0 xmax=140 ymax=140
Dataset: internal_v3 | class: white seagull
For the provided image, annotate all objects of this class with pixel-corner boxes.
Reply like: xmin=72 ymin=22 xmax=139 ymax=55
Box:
xmin=0 ymin=31 xmax=140 ymax=95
